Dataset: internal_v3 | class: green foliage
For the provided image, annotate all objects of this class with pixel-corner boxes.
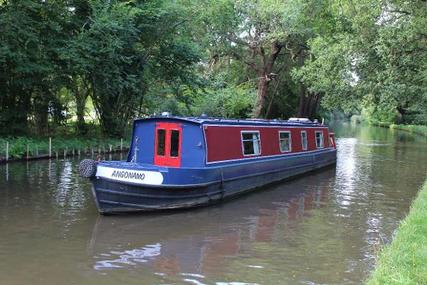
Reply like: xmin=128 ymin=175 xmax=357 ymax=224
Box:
xmin=361 ymin=95 xmax=399 ymax=125
xmin=143 ymin=71 xmax=256 ymax=119
xmin=191 ymin=83 xmax=256 ymax=118
xmin=66 ymin=0 xmax=146 ymax=137
xmin=192 ymin=0 xmax=327 ymax=118
xmin=0 ymin=0 xmax=202 ymax=137
xmin=292 ymin=34 xmax=356 ymax=112
xmin=0 ymin=0 xmax=71 ymax=135
xmin=295 ymin=0 xmax=427 ymax=125
xmin=1 ymin=0 xmax=425 ymax=139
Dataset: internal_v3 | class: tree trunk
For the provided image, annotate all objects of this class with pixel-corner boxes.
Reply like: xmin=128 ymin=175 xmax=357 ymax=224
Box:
xmin=298 ymin=88 xmax=321 ymax=119
xmin=252 ymin=42 xmax=282 ymax=118
xmin=253 ymin=76 xmax=269 ymax=117
xmin=73 ymin=77 xmax=90 ymax=135
xmin=75 ymin=91 xmax=88 ymax=135
xmin=34 ymin=91 xmax=49 ymax=136
xmin=75 ymin=98 xmax=86 ymax=135
xmin=298 ymin=87 xmax=307 ymax=117
xmin=308 ymin=92 xmax=320 ymax=118
xmin=91 ymin=77 xmax=127 ymax=138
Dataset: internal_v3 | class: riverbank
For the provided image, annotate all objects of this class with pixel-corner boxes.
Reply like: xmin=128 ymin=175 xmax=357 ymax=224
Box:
xmin=389 ymin=124 xmax=427 ymax=137
xmin=367 ymin=179 xmax=427 ymax=284
xmin=371 ymin=122 xmax=427 ymax=137
xmin=0 ymin=136 xmax=129 ymax=162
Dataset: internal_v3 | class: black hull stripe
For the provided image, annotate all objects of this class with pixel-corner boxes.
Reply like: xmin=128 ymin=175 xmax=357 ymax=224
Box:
xmin=99 ymin=199 xmax=207 ymax=210
xmin=96 ymin=187 xmax=223 ymax=199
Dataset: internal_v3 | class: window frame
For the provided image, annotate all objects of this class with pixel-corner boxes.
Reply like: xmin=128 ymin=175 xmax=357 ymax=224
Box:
xmin=240 ymin=130 xmax=262 ymax=157
xmin=278 ymin=131 xmax=292 ymax=153
xmin=301 ymin=130 xmax=308 ymax=151
xmin=315 ymin=131 xmax=324 ymax=148
xmin=169 ymin=129 xmax=180 ymax=157
xmin=156 ymin=128 xmax=166 ymax=156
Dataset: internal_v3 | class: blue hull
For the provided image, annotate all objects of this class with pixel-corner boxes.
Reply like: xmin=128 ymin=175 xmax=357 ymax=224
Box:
xmin=91 ymin=149 xmax=336 ymax=214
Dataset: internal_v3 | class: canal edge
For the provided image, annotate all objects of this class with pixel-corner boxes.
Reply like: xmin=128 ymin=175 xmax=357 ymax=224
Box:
xmin=366 ymin=177 xmax=427 ymax=284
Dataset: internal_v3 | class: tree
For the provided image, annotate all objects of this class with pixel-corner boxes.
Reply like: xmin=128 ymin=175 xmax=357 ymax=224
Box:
xmin=295 ymin=0 xmax=427 ymax=124
xmin=0 ymin=0 xmax=70 ymax=135
xmin=193 ymin=0 xmax=342 ymax=119
xmin=65 ymin=0 xmax=202 ymax=136
xmin=193 ymin=0 xmax=300 ymax=117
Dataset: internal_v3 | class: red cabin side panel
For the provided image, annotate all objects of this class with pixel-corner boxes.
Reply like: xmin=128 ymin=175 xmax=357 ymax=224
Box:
xmin=323 ymin=128 xmax=329 ymax=148
xmin=205 ymin=126 xmax=330 ymax=163
xmin=306 ymin=129 xmax=315 ymax=150
xmin=204 ymin=126 xmax=247 ymax=162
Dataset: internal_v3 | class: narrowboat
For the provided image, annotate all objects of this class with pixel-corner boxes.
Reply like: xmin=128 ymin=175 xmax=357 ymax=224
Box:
xmin=79 ymin=114 xmax=337 ymax=214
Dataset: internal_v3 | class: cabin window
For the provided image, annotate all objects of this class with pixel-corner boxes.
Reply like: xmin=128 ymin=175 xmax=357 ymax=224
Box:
xmin=279 ymin=131 xmax=291 ymax=152
xmin=170 ymin=130 xmax=180 ymax=157
xmin=315 ymin=131 xmax=324 ymax=148
xmin=241 ymin=131 xmax=261 ymax=156
xmin=156 ymin=129 xmax=166 ymax=156
xmin=301 ymin=131 xmax=308 ymax=150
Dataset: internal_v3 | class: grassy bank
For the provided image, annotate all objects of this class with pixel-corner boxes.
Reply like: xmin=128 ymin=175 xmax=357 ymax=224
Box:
xmin=370 ymin=122 xmax=427 ymax=137
xmin=389 ymin=124 xmax=427 ymax=137
xmin=367 ymin=179 xmax=427 ymax=284
xmin=0 ymin=136 xmax=130 ymax=160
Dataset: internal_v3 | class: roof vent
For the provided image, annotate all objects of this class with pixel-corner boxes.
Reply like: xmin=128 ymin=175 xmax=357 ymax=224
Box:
xmin=288 ymin=117 xmax=311 ymax=122
xmin=161 ymin=111 xmax=171 ymax=117
xmin=200 ymin=113 xmax=208 ymax=118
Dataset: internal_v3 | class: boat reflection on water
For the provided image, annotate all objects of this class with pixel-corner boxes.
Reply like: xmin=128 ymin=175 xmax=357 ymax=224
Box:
xmin=88 ymin=167 xmax=335 ymax=280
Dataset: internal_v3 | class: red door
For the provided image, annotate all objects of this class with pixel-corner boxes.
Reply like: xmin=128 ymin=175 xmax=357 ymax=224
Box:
xmin=154 ymin=123 xmax=182 ymax=167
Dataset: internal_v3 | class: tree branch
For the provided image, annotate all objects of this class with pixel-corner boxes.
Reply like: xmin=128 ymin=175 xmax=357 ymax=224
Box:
xmin=231 ymin=51 xmax=260 ymax=72
xmin=226 ymin=32 xmax=250 ymax=47
xmin=388 ymin=9 xmax=411 ymax=15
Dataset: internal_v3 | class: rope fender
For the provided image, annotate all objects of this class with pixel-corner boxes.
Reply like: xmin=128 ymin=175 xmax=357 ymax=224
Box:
xmin=79 ymin=159 xmax=98 ymax=178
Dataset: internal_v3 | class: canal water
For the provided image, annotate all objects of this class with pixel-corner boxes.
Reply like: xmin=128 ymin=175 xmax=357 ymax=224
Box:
xmin=0 ymin=124 xmax=426 ymax=285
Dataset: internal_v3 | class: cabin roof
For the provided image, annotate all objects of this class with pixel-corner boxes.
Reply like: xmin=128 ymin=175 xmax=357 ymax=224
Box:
xmin=134 ymin=115 xmax=325 ymax=127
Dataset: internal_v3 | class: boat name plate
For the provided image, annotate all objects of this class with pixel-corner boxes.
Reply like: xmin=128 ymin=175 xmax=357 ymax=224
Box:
xmin=96 ymin=166 xmax=164 ymax=185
